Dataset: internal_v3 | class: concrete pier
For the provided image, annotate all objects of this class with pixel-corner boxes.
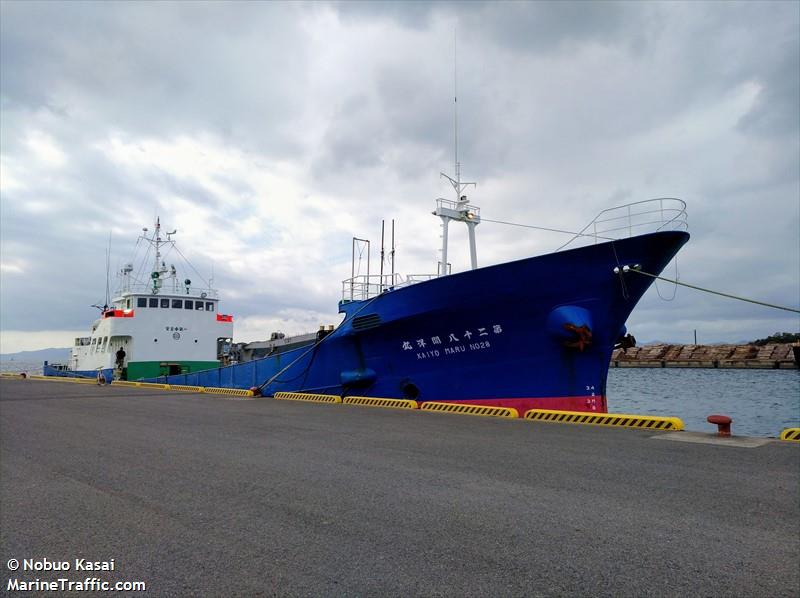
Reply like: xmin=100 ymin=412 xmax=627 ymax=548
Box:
xmin=1 ymin=378 xmax=798 ymax=597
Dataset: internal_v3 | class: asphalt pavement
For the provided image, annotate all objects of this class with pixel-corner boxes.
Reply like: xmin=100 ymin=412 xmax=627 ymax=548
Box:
xmin=1 ymin=378 xmax=798 ymax=597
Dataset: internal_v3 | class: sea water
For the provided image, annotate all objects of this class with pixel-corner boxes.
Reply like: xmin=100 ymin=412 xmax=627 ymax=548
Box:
xmin=607 ymin=368 xmax=799 ymax=437
xmin=2 ymin=359 xmax=797 ymax=438
xmin=1 ymin=360 xmax=43 ymax=374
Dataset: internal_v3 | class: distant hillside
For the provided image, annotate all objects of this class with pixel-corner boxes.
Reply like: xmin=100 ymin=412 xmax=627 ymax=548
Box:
xmin=752 ymin=332 xmax=800 ymax=346
xmin=0 ymin=347 xmax=70 ymax=363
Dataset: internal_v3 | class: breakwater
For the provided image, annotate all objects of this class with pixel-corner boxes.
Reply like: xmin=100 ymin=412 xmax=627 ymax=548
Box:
xmin=611 ymin=342 xmax=798 ymax=369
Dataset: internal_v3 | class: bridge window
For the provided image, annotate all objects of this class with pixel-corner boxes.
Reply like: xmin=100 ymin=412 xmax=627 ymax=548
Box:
xmin=184 ymin=300 xmax=194 ymax=310
xmin=137 ymin=298 xmax=147 ymax=308
xmin=172 ymin=299 xmax=183 ymax=309
xmin=149 ymin=298 xmax=158 ymax=308
xmin=195 ymin=302 xmax=204 ymax=310
xmin=126 ymin=299 xmax=131 ymax=309
xmin=205 ymin=302 xmax=214 ymax=311
xmin=160 ymin=298 xmax=169 ymax=308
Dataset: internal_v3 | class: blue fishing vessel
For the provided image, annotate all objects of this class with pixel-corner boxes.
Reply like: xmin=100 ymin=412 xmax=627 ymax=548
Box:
xmin=143 ymin=163 xmax=689 ymax=415
xmin=45 ymin=49 xmax=689 ymax=413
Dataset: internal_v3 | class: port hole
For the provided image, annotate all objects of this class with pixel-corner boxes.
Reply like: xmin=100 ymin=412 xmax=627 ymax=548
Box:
xmin=402 ymin=383 xmax=420 ymax=400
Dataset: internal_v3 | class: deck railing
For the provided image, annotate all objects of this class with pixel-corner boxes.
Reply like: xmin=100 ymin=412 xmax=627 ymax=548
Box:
xmin=557 ymin=198 xmax=688 ymax=250
xmin=341 ymin=273 xmax=437 ymax=302
xmin=435 ymin=198 xmax=481 ymax=220
xmin=113 ymin=283 xmax=219 ymax=298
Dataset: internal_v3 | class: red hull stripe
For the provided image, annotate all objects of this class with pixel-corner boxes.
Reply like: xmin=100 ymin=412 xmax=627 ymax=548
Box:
xmin=425 ymin=396 xmax=608 ymax=416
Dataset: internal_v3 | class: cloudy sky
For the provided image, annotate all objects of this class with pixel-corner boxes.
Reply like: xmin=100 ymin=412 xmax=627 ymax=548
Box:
xmin=1 ymin=0 xmax=798 ymax=353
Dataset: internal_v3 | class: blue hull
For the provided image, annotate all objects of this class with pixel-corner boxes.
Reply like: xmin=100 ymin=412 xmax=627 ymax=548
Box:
xmin=146 ymin=231 xmax=689 ymax=414
xmin=43 ymin=363 xmax=113 ymax=383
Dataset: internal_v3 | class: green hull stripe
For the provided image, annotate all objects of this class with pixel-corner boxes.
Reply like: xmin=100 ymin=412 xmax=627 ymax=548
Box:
xmin=126 ymin=361 xmax=220 ymax=381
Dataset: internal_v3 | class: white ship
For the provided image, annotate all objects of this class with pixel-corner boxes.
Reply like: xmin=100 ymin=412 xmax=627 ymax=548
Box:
xmin=45 ymin=219 xmax=233 ymax=381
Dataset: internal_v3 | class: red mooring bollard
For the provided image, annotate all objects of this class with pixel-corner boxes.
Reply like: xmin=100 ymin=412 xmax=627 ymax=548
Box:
xmin=707 ymin=414 xmax=732 ymax=437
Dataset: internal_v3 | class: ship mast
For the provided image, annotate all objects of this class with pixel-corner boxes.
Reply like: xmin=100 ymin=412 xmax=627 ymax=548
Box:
xmin=117 ymin=218 xmax=204 ymax=298
xmin=435 ymin=30 xmax=480 ymax=276
xmin=143 ymin=217 xmax=177 ymax=294
xmin=153 ymin=217 xmax=162 ymax=276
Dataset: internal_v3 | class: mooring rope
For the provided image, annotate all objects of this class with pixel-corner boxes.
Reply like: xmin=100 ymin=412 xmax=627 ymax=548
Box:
xmin=482 ymin=218 xmax=796 ymax=313
xmin=257 ymin=293 xmax=383 ymax=392
xmin=632 ymin=270 xmax=800 ymax=314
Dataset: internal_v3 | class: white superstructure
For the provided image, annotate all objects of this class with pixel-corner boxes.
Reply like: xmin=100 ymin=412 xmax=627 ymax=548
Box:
xmin=68 ymin=218 xmax=233 ymax=379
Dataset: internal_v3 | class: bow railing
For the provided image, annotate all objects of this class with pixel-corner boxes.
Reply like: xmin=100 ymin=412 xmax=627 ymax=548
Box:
xmin=558 ymin=198 xmax=688 ymax=250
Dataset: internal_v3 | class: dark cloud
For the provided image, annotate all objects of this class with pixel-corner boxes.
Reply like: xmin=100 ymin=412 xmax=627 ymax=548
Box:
xmin=1 ymin=1 xmax=310 ymax=157
xmin=738 ymin=36 xmax=800 ymax=138
xmin=459 ymin=1 xmax=650 ymax=54
xmin=0 ymin=1 xmax=798 ymax=348
xmin=334 ymin=1 xmax=648 ymax=53
xmin=332 ymin=1 xmax=438 ymax=29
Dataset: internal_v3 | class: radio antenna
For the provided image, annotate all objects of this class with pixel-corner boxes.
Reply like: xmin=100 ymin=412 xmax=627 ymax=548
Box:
xmin=435 ymin=29 xmax=480 ymax=273
xmin=454 ymin=29 xmax=459 ymax=186
xmin=104 ymin=231 xmax=112 ymax=309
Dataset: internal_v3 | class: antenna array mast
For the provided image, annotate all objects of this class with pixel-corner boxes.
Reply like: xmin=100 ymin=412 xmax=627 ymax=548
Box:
xmin=134 ymin=217 xmax=179 ymax=295
xmin=435 ymin=29 xmax=480 ymax=275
